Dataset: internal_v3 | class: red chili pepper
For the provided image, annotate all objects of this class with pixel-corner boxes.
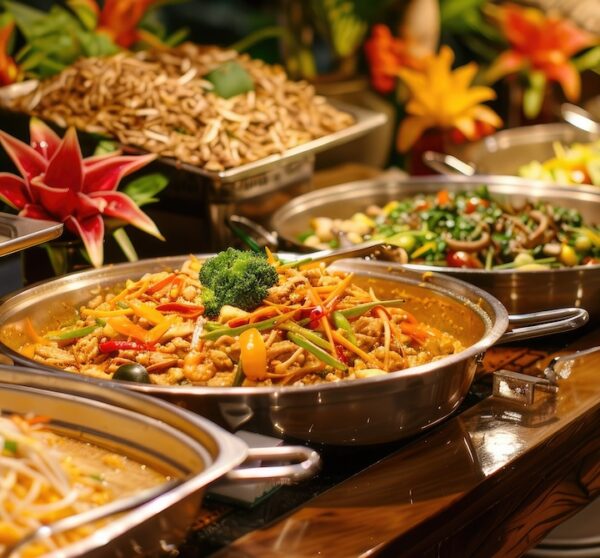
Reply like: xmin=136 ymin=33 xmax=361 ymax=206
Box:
xmin=155 ymin=303 xmax=205 ymax=318
xmin=335 ymin=344 xmax=349 ymax=364
xmin=308 ymin=305 xmax=326 ymax=329
xmin=99 ymin=340 xmax=152 ymax=353
xmin=446 ymin=250 xmax=482 ymax=269
xmin=465 ymin=197 xmax=490 ymax=214
xmin=227 ymin=316 xmax=249 ymax=328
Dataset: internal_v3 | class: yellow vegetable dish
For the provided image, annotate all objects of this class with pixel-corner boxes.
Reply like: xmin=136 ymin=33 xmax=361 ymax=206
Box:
xmin=519 ymin=140 xmax=600 ymax=186
xmin=0 ymin=412 xmax=166 ymax=557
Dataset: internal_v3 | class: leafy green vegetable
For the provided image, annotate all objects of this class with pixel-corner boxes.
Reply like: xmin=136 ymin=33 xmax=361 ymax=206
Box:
xmin=199 ymin=248 xmax=278 ymax=317
xmin=205 ymin=61 xmax=254 ymax=99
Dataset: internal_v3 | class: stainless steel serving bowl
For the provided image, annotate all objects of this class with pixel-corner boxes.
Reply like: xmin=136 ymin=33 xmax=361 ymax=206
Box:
xmin=0 ymin=255 xmax=587 ymax=446
xmin=0 ymin=366 xmax=319 ymax=557
xmin=267 ymin=175 xmax=600 ymax=316
xmin=445 ymin=122 xmax=600 ymax=182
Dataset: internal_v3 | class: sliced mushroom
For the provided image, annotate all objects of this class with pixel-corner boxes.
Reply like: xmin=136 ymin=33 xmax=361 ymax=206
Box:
xmin=445 ymin=232 xmax=491 ymax=252
xmin=526 ymin=210 xmax=550 ymax=248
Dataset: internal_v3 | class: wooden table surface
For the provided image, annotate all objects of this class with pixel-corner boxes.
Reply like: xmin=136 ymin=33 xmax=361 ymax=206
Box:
xmin=213 ymin=324 xmax=600 ymax=558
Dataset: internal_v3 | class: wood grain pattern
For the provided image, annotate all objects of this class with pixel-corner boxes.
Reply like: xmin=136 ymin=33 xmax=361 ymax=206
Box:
xmin=214 ymin=328 xmax=600 ymax=558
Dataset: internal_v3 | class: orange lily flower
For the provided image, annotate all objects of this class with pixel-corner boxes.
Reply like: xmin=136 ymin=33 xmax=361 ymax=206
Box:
xmin=396 ymin=46 xmax=502 ymax=152
xmin=364 ymin=24 xmax=422 ymax=95
xmin=0 ymin=17 xmax=19 ymax=87
xmin=98 ymin=0 xmax=160 ymax=48
xmin=486 ymin=4 xmax=598 ymax=101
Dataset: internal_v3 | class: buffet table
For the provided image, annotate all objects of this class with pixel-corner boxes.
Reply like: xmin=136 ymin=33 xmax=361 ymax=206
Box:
xmin=181 ymin=323 xmax=600 ymax=558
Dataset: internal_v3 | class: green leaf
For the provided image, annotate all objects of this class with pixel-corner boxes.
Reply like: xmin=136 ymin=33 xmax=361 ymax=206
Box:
xmin=205 ymin=61 xmax=254 ymax=99
xmin=523 ymin=71 xmax=547 ymax=120
xmin=66 ymin=0 xmax=98 ymax=31
xmin=76 ymin=29 xmax=119 ymax=57
xmin=573 ymin=45 xmax=600 ymax=72
xmin=93 ymin=140 xmax=119 ymax=156
xmin=122 ymin=173 xmax=169 ymax=207
xmin=164 ymin=27 xmax=189 ymax=47
xmin=113 ymin=227 xmax=138 ymax=263
xmin=440 ymin=0 xmax=486 ymax=24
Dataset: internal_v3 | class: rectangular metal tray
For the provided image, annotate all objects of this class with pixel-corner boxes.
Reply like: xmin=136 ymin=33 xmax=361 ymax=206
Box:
xmin=0 ymin=213 xmax=62 ymax=256
xmin=0 ymin=82 xmax=386 ymax=196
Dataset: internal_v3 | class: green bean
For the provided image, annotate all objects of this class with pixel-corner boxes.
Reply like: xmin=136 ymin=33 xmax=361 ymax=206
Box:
xmin=338 ymin=299 xmax=405 ymax=319
xmin=332 ymin=311 xmax=356 ymax=344
xmin=202 ymin=315 xmax=281 ymax=340
xmin=287 ymin=332 xmax=346 ymax=371
xmin=279 ymin=322 xmax=330 ymax=351
xmin=48 ymin=324 xmax=99 ymax=341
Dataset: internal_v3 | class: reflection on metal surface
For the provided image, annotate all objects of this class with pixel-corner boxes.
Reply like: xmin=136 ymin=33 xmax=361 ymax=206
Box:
xmin=493 ymin=369 xmax=558 ymax=405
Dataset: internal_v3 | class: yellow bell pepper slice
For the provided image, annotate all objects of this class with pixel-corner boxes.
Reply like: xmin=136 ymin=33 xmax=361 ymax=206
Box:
xmin=239 ymin=327 xmax=268 ymax=380
xmin=128 ymin=300 xmax=165 ymax=325
xmin=106 ymin=316 xmax=150 ymax=343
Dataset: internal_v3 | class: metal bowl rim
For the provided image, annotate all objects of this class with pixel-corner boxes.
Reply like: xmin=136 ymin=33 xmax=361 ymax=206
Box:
xmin=0 ymin=255 xmax=509 ymax=396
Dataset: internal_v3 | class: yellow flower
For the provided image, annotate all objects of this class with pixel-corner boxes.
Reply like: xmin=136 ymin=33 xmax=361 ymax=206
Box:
xmin=396 ymin=46 xmax=502 ymax=152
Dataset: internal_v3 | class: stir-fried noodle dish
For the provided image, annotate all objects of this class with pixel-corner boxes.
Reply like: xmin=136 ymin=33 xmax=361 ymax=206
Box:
xmin=19 ymin=250 xmax=465 ymax=387
xmin=0 ymin=412 xmax=166 ymax=557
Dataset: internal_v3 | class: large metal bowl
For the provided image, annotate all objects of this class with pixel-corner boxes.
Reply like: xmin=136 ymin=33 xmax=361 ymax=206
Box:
xmin=0 ymin=254 xmax=587 ymax=446
xmin=267 ymin=175 xmax=600 ymax=316
xmin=0 ymin=366 xmax=319 ymax=557
xmin=448 ymin=122 xmax=600 ymax=182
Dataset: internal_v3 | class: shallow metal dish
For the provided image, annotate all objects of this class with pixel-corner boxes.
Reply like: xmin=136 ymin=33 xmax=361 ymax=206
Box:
xmin=0 ymin=254 xmax=587 ymax=446
xmin=267 ymin=175 xmax=600 ymax=316
xmin=0 ymin=366 xmax=318 ymax=557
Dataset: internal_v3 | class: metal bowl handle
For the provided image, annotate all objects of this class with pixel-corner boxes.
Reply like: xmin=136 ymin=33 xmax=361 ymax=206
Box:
xmin=422 ymin=151 xmax=476 ymax=176
xmin=499 ymin=307 xmax=589 ymax=344
xmin=224 ymin=445 xmax=321 ymax=484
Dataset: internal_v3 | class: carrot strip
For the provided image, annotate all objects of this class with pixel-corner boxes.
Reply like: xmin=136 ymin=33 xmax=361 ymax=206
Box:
xmin=110 ymin=279 xmax=150 ymax=307
xmin=265 ymin=247 xmax=277 ymax=265
xmin=323 ymin=273 xmax=354 ymax=307
xmin=146 ymin=273 xmax=176 ymax=295
xmin=24 ymin=318 xmax=48 ymax=345
xmin=331 ymin=330 xmax=380 ymax=368
xmin=399 ymin=321 xmax=429 ymax=345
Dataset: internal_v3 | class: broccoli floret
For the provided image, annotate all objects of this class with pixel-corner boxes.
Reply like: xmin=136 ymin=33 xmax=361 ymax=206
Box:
xmin=199 ymin=248 xmax=278 ymax=317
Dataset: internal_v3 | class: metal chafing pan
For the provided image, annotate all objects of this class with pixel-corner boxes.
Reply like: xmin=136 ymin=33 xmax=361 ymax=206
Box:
xmin=0 ymin=254 xmax=587 ymax=446
xmin=0 ymin=366 xmax=319 ymax=557
xmin=266 ymin=175 xmax=600 ymax=316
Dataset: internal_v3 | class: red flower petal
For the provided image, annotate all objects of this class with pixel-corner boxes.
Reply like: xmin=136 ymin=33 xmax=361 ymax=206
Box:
xmin=0 ymin=173 xmax=30 ymax=209
xmin=76 ymin=192 xmax=105 ymax=220
xmin=30 ymin=176 xmax=77 ymax=220
xmin=82 ymin=152 xmax=156 ymax=193
xmin=83 ymin=149 xmax=123 ymax=167
xmin=29 ymin=118 xmax=61 ymax=161
xmin=0 ymin=129 xmax=47 ymax=182
xmin=545 ymin=61 xmax=581 ymax=101
xmin=65 ymin=214 xmax=104 ymax=268
xmin=19 ymin=204 xmax=54 ymax=221
xmin=44 ymin=127 xmax=83 ymax=192
xmin=89 ymin=190 xmax=164 ymax=239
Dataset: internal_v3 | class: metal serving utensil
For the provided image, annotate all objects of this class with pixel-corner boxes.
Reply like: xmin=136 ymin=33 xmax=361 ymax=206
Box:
xmin=492 ymin=346 xmax=600 ymax=405
xmin=561 ymin=103 xmax=600 ymax=135
xmin=421 ymin=150 xmax=477 ymax=176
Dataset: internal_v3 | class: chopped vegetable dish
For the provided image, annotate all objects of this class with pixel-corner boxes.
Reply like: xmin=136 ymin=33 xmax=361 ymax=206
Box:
xmin=301 ymin=186 xmax=600 ymax=270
